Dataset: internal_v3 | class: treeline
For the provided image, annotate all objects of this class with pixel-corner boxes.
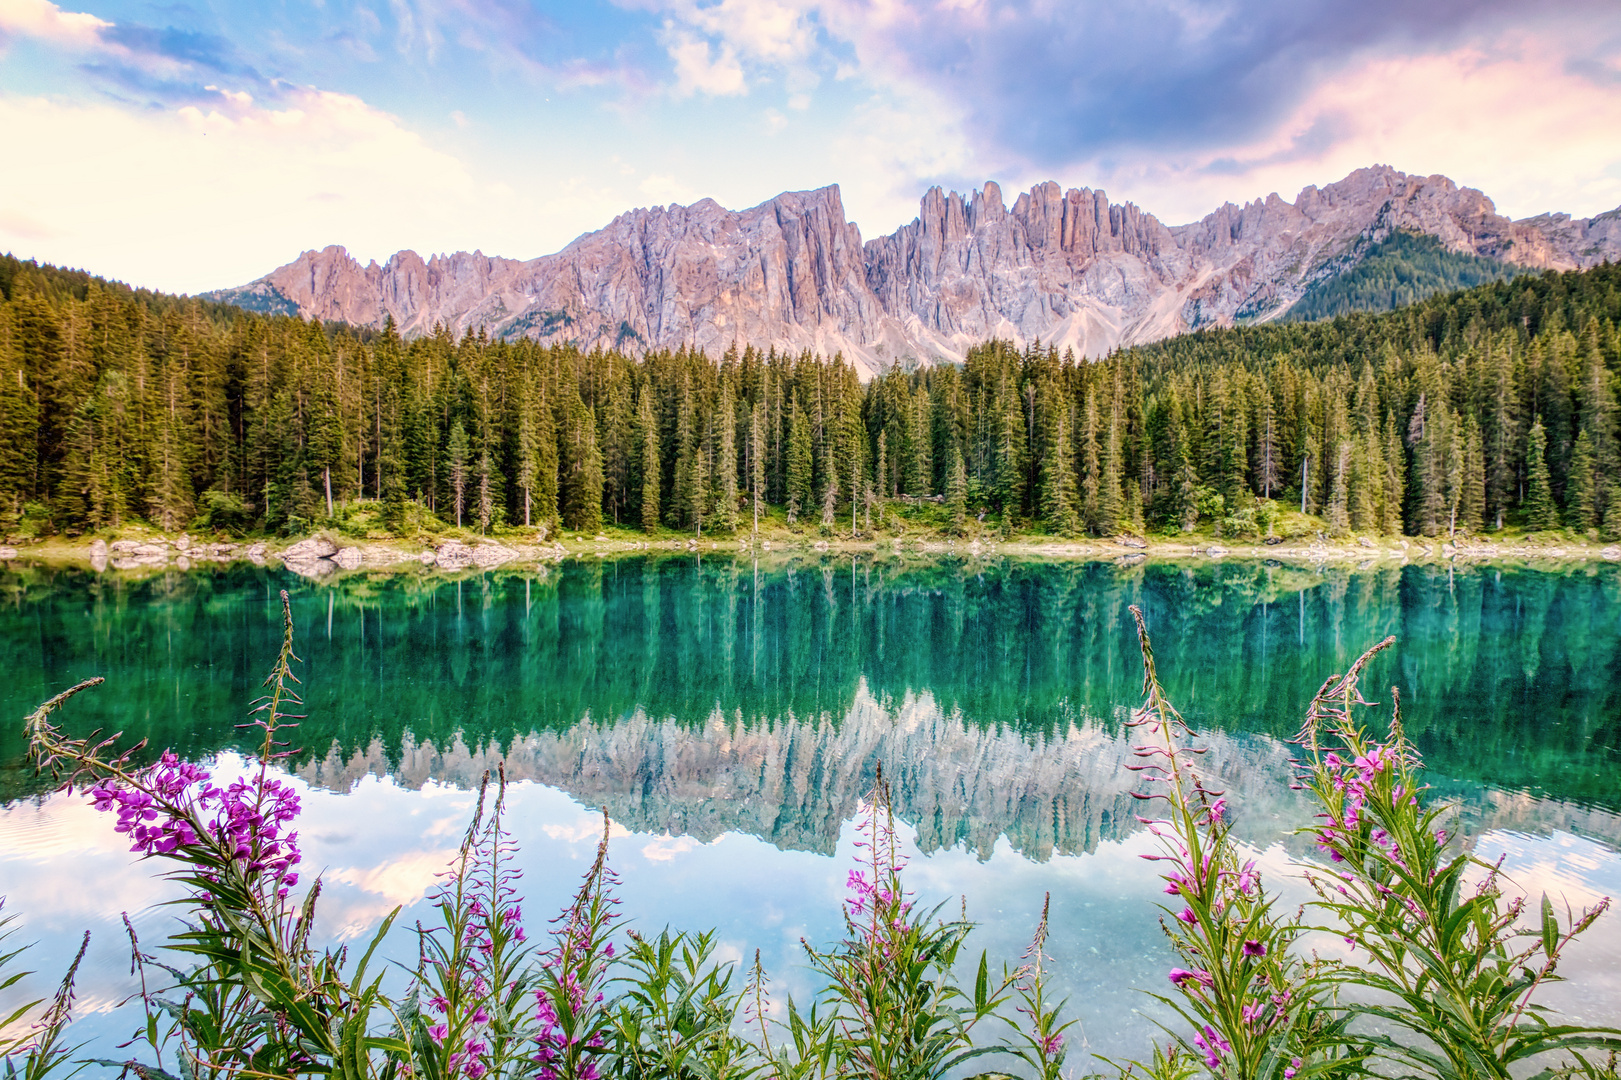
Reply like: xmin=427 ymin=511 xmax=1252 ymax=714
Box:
xmin=1283 ymin=230 xmax=1525 ymax=323
xmin=1 ymin=253 xmax=1618 ymax=540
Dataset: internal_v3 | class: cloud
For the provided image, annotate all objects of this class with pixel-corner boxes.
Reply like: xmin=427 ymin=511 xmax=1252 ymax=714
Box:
xmin=665 ymin=27 xmax=746 ymax=96
xmin=1063 ymin=32 xmax=1621 ymax=224
xmin=808 ymin=0 xmax=1608 ymax=164
xmin=0 ymin=85 xmax=584 ymax=291
xmin=0 ymin=0 xmax=108 ymax=50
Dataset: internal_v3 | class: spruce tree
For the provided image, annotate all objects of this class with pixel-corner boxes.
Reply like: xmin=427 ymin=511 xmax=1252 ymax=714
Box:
xmin=1602 ymin=481 xmax=1621 ymax=541
xmin=1326 ymin=441 xmax=1351 ymax=535
xmin=477 ymin=445 xmax=493 ymax=534
xmin=1097 ymin=408 xmax=1124 ymax=536
xmin=750 ymin=401 xmax=765 ymax=535
xmin=1523 ymin=417 xmax=1560 ymax=531
xmin=515 ymin=382 xmax=540 ymax=528
xmin=563 ymin=401 xmax=604 ymax=533
xmin=671 ymin=377 xmax=696 ymax=528
xmin=1565 ymin=429 xmax=1597 ymax=531
xmin=786 ymin=401 xmax=812 ymax=523
xmin=447 ymin=419 xmax=469 ymax=528
xmin=1038 ymin=390 xmax=1078 ymax=535
xmin=1461 ymin=415 xmax=1485 ymax=534
xmin=946 ymin=448 xmax=967 ymax=534
xmin=1382 ymin=413 xmax=1406 ymax=536
xmin=639 ymin=390 xmax=660 ymax=532
xmin=716 ymin=376 xmax=739 ymax=531
xmin=820 ymin=452 xmax=838 ymax=528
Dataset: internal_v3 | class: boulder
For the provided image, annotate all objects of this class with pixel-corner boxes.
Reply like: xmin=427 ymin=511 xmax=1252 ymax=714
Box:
xmin=0 ymin=545 xmax=17 ymax=560
xmin=89 ymin=538 xmax=108 ymax=571
xmin=332 ymin=546 xmax=363 ymax=570
xmin=471 ymin=543 xmax=518 ymax=569
xmin=436 ymin=540 xmax=474 ymax=570
xmin=281 ymin=536 xmax=338 ymax=561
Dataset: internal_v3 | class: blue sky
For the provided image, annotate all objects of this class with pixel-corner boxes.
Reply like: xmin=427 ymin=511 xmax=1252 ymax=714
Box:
xmin=2 ymin=0 xmax=1620 ymax=293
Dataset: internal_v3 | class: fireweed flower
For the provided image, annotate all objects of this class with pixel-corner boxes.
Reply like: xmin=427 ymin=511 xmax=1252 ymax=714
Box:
xmin=417 ymin=767 xmax=536 ymax=1080
xmin=532 ymin=811 xmax=619 ymax=1080
xmin=1126 ymin=607 xmax=1319 ymax=1079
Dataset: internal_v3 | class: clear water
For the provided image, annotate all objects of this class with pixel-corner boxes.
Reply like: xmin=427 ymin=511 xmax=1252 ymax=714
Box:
xmin=2 ymin=556 xmax=1620 ymax=1065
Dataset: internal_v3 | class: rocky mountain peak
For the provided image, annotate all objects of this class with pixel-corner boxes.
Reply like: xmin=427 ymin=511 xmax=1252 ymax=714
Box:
xmin=208 ymin=167 xmax=1621 ymax=378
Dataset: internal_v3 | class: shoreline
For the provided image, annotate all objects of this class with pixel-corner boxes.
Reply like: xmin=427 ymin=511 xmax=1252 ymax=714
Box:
xmin=2 ymin=527 xmax=1618 ymax=578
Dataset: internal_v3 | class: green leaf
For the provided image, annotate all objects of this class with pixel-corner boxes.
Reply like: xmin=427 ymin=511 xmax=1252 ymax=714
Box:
xmin=1541 ymin=893 xmax=1558 ymax=960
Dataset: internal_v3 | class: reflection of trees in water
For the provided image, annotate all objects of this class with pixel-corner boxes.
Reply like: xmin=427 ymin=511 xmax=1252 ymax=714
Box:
xmin=2 ymin=558 xmax=1619 ymax=811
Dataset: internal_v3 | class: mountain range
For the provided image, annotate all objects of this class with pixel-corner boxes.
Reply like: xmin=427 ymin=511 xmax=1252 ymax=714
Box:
xmin=208 ymin=165 xmax=1621 ymax=378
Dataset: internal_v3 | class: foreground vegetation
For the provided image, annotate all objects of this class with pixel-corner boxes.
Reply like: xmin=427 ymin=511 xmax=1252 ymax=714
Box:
xmin=2 ymin=254 xmax=1619 ymax=549
xmin=4 ymin=593 xmax=1619 ymax=1080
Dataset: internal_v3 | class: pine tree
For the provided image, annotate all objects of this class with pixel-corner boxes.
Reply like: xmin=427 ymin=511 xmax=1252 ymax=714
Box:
xmin=1038 ymin=389 xmax=1078 ymax=535
xmin=1602 ymin=481 xmax=1621 ymax=541
xmin=534 ymin=383 xmax=559 ymax=532
xmin=716 ymin=376 xmax=739 ymax=531
xmin=1565 ymin=429 xmax=1597 ymax=531
xmin=515 ymin=380 xmax=540 ymax=528
xmin=1255 ymin=393 xmax=1280 ymax=500
xmin=1122 ymin=474 xmax=1145 ymax=535
xmin=563 ymin=401 xmax=604 ymax=532
xmin=1097 ymin=406 xmax=1124 ymax=536
xmin=447 ymin=419 xmax=469 ymax=528
xmin=906 ymin=383 xmax=932 ymax=496
xmin=820 ymin=452 xmax=838 ymax=528
xmin=671 ymin=377 xmax=696 ymax=528
xmin=1523 ymin=417 xmax=1560 ymax=531
xmin=0 ymin=351 xmax=38 ymax=515
xmin=1381 ymin=413 xmax=1406 ymax=536
xmin=1079 ymin=391 xmax=1101 ymax=531
xmin=994 ymin=385 xmax=1026 ymax=516
xmin=477 ymin=445 xmax=493 ymax=534
xmin=1326 ymin=440 xmax=1351 ymax=535
xmin=639 ymin=389 xmax=660 ymax=532
xmin=750 ymin=400 xmax=765 ymax=535
xmin=946 ymin=447 xmax=967 ymax=534
xmin=786 ymin=401 xmax=812 ymax=524
xmin=1461 ymin=414 xmax=1486 ymax=535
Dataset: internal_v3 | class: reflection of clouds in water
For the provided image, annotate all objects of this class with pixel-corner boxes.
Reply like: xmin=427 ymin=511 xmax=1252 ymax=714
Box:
xmin=542 ymin=815 xmax=632 ymax=844
xmin=1466 ymin=830 xmax=1621 ymax=1029
xmin=4 ymin=754 xmax=1621 ymax=1063
xmin=1473 ymin=829 xmax=1621 ymax=906
xmin=641 ymin=835 xmax=701 ymax=861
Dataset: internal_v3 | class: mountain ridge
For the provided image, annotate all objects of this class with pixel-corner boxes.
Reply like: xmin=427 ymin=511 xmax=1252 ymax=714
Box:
xmin=207 ymin=165 xmax=1621 ymax=377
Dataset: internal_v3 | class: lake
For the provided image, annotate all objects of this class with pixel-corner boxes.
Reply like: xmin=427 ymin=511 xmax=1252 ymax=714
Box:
xmin=3 ymin=556 xmax=1620 ymax=1064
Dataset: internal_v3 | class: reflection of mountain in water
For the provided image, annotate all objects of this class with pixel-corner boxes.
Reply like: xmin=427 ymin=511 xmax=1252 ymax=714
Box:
xmin=296 ymin=686 xmax=1621 ymax=861
xmin=5 ymin=558 xmax=1619 ymax=819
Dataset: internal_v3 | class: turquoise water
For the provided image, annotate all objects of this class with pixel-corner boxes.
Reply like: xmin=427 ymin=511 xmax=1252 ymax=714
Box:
xmin=2 ymin=556 xmax=1619 ymax=1062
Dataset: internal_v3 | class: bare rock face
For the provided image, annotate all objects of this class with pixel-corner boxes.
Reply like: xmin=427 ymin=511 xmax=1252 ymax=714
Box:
xmin=211 ymin=166 xmax=1621 ymax=378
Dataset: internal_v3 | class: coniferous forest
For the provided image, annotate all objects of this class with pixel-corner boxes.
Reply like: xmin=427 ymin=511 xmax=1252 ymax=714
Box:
xmin=1 ymin=252 xmax=1619 ymax=542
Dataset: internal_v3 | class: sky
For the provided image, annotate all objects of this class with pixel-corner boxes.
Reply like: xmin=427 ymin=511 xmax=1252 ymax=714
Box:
xmin=2 ymin=0 xmax=1620 ymax=294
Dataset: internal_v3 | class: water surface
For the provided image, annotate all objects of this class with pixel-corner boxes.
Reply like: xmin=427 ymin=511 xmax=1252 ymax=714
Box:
xmin=2 ymin=556 xmax=1619 ymax=1062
